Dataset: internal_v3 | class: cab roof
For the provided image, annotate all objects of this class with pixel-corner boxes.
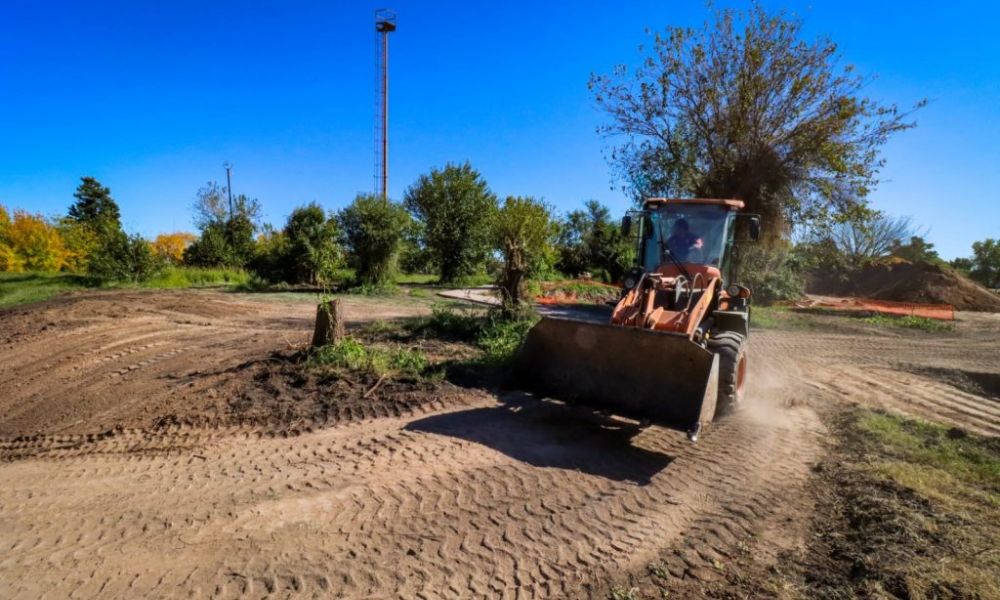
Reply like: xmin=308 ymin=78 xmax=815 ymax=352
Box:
xmin=643 ymin=198 xmax=745 ymax=210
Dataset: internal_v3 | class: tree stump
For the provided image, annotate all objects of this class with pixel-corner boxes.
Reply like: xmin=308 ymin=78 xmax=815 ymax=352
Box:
xmin=312 ymin=299 xmax=344 ymax=347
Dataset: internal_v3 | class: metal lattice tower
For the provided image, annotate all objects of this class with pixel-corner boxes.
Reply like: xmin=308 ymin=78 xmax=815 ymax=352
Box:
xmin=374 ymin=9 xmax=396 ymax=200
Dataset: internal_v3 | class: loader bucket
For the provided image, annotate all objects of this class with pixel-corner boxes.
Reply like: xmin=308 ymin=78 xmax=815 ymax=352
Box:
xmin=513 ymin=317 xmax=720 ymax=435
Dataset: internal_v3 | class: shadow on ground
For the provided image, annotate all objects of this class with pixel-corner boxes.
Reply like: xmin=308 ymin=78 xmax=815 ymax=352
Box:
xmin=405 ymin=391 xmax=673 ymax=485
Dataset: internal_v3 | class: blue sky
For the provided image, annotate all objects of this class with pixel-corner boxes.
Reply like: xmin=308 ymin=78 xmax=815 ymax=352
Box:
xmin=1 ymin=1 xmax=997 ymax=260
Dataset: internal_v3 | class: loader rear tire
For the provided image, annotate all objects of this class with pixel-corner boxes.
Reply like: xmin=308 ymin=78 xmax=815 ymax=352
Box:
xmin=708 ymin=331 xmax=747 ymax=418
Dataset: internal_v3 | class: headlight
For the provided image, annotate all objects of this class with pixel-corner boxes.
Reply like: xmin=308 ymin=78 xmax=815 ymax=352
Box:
xmin=726 ymin=284 xmax=742 ymax=297
xmin=624 ymin=276 xmax=637 ymax=290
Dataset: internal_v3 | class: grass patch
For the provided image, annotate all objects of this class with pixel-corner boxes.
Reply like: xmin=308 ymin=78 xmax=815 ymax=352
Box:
xmin=307 ymin=337 xmax=427 ymax=378
xmin=349 ymin=282 xmax=400 ymax=296
xmin=857 ymin=411 xmax=1000 ymax=508
xmin=1 ymin=268 xmax=250 ymax=309
xmin=750 ymin=305 xmax=819 ymax=330
xmin=0 ymin=272 xmax=96 ymax=308
xmin=802 ymin=409 xmax=1000 ymax=599
xmin=362 ymin=319 xmax=405 ymax=336
xmin=861 ymin=313 xmax=953 ymax=332
xmin=394 ymin=273 xmax=438 ymax=285
xmin=137 ymin=267 xmax=250 ymax=289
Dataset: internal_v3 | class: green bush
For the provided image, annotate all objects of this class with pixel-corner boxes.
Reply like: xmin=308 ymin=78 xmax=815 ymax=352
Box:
xmin=476 ymin=316 xmax=537 ymax=364
xmin=338 ymin=194 xmax=410 ymax=289
xmin=88 ymin=232 xmax=162 ymax=283
xmin=309 ymin=337 xmax=427 ymax=377
xmin=412 ymin=304 xmax=538 ymax=365
xmin=735 ymin=244 xmax=805 ymax=305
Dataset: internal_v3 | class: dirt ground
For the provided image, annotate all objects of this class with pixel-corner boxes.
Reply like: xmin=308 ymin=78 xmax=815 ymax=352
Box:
xmin=1 ymin=290 xmax=998 ymax=598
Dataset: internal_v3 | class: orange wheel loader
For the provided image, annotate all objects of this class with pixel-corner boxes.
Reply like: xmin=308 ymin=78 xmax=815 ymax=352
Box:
xmin=514 ymin=198 xmax=760 ymax=441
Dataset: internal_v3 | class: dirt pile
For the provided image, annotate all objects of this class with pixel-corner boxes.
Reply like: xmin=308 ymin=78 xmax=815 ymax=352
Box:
xmin=809 ymin=261 xmax=1000 ymax=312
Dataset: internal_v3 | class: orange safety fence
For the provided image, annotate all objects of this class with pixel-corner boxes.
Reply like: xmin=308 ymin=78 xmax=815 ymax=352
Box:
xmin=792 ymin=297 xmax=955 ymax=321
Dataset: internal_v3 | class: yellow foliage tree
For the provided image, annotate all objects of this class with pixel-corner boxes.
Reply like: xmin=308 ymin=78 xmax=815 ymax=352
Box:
xmin=57 ymin=219 xmax=100 ymax=272
xmin=0 ymin=206 xmax=69 ymax=272
xmin=150 ymin=232 xmax=197 ymax=264
xmin=0 ymin=205 xmax=24 ymax=272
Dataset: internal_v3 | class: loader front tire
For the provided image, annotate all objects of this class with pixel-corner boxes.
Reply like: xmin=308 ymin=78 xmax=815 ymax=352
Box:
xmin=708 ymin=331 xmax=747 ymax=418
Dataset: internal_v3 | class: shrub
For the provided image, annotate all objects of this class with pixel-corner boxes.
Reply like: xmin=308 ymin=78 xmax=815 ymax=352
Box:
xmin=412 ymin=304 xmax=538 ymax=365
xmin=88 ymin=232 xmax=162 ymax=282
xmin=476 ymin=315 xmax=537 ymax=365
xmin=735 ymin=244 xmax=805 ymax=305
xmin=338 ymin=194 xmax=410 ymax=289
xmin=309 ymin=337 xmax=428 ymax=377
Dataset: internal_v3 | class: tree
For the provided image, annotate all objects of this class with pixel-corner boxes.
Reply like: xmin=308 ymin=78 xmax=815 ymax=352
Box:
xmin=56 ymin=219 xmax=99 ymax=272
xmin=283 ymin=203 xmax=340 ymax=284
xmin=589 ymin=3 xmax=922 ymax=243
xmin=969 ymin=239 xmax=1000 ymax=289
xmin=404 ymin=163 xmax=497 ymax=282
xmin=151 ymin=232 xmax=197 ymax=265
xmin=0 ymin=209 xmax=68 ymax=272
xmin=811 ymin=213 xmax=918 ymax=268
xmin=556 ymin=200 xmax=633 ymax=282
xmin=949 ymin=257 xmax=973 ymax=275
xmin=492 ymin=196 xmax=555 ymax=313
xmin=185 ymin=183 xmax=261 ymax=268
xmin=250 ymin=225 xmax=290 ymax=283
xmin=68 ymin=177 xmax=122 ymax=237
xmin=890 ymin=235 xmax=941 ymax=264
xmin=0 ymin=205 xmax=19 ymax=271
xmin=88 ymin=232 xmax=160 ymax=282
xmin=337 ymin=194 xmax=410 ymax=288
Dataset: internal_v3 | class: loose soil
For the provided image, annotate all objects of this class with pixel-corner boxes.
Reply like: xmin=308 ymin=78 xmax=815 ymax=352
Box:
xmin=809 ymin=260 xmax=1000 ymax=312
xmin=1 ymin=290 xmax=998 ymax=598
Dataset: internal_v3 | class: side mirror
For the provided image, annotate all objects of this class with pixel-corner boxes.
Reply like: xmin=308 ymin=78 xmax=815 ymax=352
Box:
xmin=749 ymin=216 xmax=760 ymax=241
xmin=620 ymin=215 xmax=632 ymax=237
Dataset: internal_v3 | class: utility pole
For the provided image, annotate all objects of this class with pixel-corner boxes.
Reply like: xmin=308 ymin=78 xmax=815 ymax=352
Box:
xmin=223 ymin=162 xmax=233 ymax=215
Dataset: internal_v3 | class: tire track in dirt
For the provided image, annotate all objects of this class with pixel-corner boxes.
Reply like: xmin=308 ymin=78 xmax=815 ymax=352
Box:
xmin=2 ymin=292 xmax=997 ymax=598
xmin=752 ymin=327 xmax=1000 ymax=435
xmin=0 ymin=392 xmax=820 ymax=599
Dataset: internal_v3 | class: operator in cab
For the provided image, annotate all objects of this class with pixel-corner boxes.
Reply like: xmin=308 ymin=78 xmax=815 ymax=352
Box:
xmin=666 ymin=218 xmax=703 ymax=261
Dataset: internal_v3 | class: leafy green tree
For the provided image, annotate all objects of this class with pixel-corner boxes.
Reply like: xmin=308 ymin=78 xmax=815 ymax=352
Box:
xmin=399 ymin=219 xmax=435 ymax=275
xmin=404 ymin=163 xmax=497 ymax=282
xmin=337 ymin=194 xmax=410 ymax=289
xmin=68 ymin=177 xmax=122 ymax=237
xmin=556 ymin=200 xmax=632 ymax=282
xmin=88 ymin=232 xmax=161 ymax=282
xmin=969 ymin=239 xmax=1000 ymax=288
xmin=890 ymin=236 xmax=941 ymax=264
xmin=283 ymin=202 xmax=340 ymax=284
xmin=185 ymin=182 xmax=261 ymax=268
xmin=949 ymin=257 xmax=973 ymax=275
xmin=492 ymin=196 xmax=555 ymax=313
xmin=589 ymin=3 xmax=923 ymax=244
xmin=249 ymin=225 xmax=290 ymax=283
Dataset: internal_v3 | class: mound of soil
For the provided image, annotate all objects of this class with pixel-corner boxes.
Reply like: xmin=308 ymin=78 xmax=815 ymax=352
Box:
xmin=809 ymin=261 xmax=1000 ymax=312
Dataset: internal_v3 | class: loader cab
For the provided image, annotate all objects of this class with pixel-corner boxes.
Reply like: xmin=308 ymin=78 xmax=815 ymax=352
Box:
xmin=631 ymin=199 xmax=743 ymax=283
